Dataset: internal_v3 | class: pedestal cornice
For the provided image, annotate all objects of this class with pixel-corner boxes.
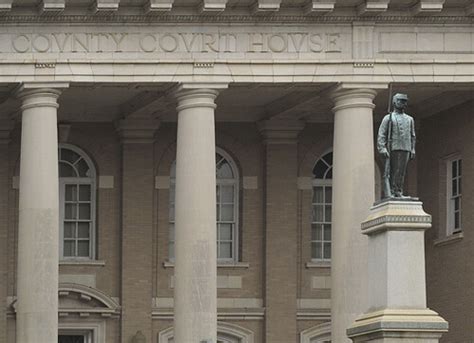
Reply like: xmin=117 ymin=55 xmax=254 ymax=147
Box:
xmin=361 ymin=200 xmax=432 ymax=235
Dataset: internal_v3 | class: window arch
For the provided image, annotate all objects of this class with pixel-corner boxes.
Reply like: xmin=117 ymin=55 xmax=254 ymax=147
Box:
xmin=59 ymin=144 xmax=97 ymax=260
xmin=311 ymin=151 xmax=332 ymax=262
xmin=300 ymin=322 xmax=331 ymax=343
xmin=158 ymin=322 xmax=254 ymax=343
xmin=169 ymin=148 xmax=240 ymax=262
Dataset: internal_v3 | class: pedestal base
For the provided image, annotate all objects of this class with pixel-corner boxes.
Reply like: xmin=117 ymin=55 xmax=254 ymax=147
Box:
xmin=347 ymin=309 xmax=448 ymax=342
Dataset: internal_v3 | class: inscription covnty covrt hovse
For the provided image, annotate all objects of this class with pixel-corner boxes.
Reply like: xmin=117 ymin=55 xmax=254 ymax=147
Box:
xmin=10 ymin=32 xmax=342 ymax=54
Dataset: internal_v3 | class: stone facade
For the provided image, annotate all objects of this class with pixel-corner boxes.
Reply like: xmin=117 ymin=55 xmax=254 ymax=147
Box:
xmin=0 ymin=0 xmax=472 ymax=342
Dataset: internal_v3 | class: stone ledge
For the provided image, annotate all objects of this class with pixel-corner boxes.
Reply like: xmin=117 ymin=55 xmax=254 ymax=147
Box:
xmin=60 ymin=260 xmax=106 ymax=266
xmin=433 ymin=231 xmax=463 ymax=247
xmin=163 ymin=260 xmax=249 ymax=269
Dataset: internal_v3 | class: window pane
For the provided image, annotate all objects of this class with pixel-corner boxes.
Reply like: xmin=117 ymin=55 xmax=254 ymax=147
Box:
xmin=220 ymin=204 xmax=234 ymax=221
xmin=325 ymin=205 xmax=332 ymax=222
xmin=65 ymin=185 xmax=77 ymax=201
xmin=458 ymin=179 xmax=462 ymax=195
xmin=452 ymin=160 xmax=457 ymax=178
xmin=79 ymin=185 xmax=91 ymax=201
xmin=313 ymin=187 xmax=323 ymax=203
xmin=323 ymin=242 xmax=331 ymax=259
xmin=78 ymin=204 xmax=91 ymax=220
xmin=64 ymin=222 xmax=75 ymax=238
xmin=218 ymin=242 xmax=232 ymax=259
xmin=76 ymin=159 xmax=90 ymax=177
xmin=169 ymin=242 xmax=175 ymax=260
xmin=78 ymin=222 xmax=90 ymax=238
xmin=77 ymin=241 xmax=90 ymax=257
xmin=323 ymin=152 xmax=333 ymax=166
xmin=311 ymin=224 xmax=322 ymax=241
xmin=452 ymin=179 xmax=457 ymax=196
xmin=454 ymin=197 xmax=460 ymax=211
xmin=311 ymin=242 xmax=322 ymax=259
xmin=61 ymin=148 xmax=80 ymax=164
xmin=313 ymin=160 xmax=327 ymax=179
xmin=169 ymin=224 xmax=175 ymax=241
xmin=59 ymin=163 xmax=75 ymax=177
xmin=324 ymin=224 xmax=331 ymax=241
xmin=458 ymin=159 xmax=462 ymax=176
xmin=454 ymin=212 xmax=460 ymax=229
xmin=325 ymin=186 xmax=332 ymax=203
xmin=313 ymin=205 xmax=323 ymax=222
xmin=221 ymin=185 xmax=234 ymax=203
xmin=219 ymin=224 xmax=233 ymax=241
xmin=65 ymin=204 xmax=77 ymax=220
xmin=325 ymin=168 xmax=332 ymax=179
xmin=217 ymin=161 xmax=233 ymax=178
xmin=63 ymin=240 xmax=75 ymax=256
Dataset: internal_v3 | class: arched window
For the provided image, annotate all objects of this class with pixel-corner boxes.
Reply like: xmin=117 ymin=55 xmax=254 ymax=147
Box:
xmin=169 ymin=148 xmax=239 ymax=262
xmin=300 ymin=322 xmax=331 ymax=343
xmin=59 ymin=144 xmax=96 ymax=260
xmin=311 ymin=151 xmax=332 ymax=262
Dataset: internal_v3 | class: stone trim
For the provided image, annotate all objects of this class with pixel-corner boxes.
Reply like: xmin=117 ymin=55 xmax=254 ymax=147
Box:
xmin=362 ymin=214 xmax=432 ymax=230
xmin=0 ymin=14 xmax=471 ymax=24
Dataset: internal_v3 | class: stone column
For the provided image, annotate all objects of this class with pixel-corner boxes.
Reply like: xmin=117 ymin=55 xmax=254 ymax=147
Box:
xmin=0 ymin=120 xmax=14 ymax=343
xmin=347 ymin=200 xmax=448 ymax=342
xmin=330 ymin=86 xmax=379 ymax=343
xmin=258 ymin=119 xmax=304 ymax=343
xmin=116 ymin=118 xmax=160 ymax=343
xmin=173 ymin=83 xmax=227 ymax=343
xmin=16 ymin=84 xmax=67 ymax=343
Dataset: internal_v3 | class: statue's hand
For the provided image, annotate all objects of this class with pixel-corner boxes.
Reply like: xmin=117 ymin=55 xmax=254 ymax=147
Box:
xmin=381 ymin=149 xmax=390 ymax=159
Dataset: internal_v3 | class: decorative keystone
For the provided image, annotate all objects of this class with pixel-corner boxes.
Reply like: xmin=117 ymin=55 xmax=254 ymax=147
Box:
xmin=92 ymin=0 xmax=120 ymax=12
xmin=252 ymin=0 xmax=281 ymax=13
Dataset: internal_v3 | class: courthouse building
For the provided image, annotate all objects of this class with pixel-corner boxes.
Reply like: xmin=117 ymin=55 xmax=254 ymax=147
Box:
xmin=0 ymin=0 xmax=473 ymax=342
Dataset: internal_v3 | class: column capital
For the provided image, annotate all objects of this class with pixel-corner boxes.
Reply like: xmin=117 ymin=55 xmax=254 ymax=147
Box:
xmin=116 ymin=118 xmax=161 ymax=144
xmin=257 ymin=119 xmax=305 ymax=145
xmin=174 ymin=83 xmax=227 ymax=112
xmin=0 ymin=120 xmax=15 ymax=144
xmin=16 ymin=82 xmax=69 ymax=111
xmin=330 ymin=84 xmax=383 ymax=113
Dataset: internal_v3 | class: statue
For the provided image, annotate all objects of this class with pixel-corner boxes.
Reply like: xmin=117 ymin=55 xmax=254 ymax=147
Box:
xmin=377 ymin=93 xmax=416 ymax=199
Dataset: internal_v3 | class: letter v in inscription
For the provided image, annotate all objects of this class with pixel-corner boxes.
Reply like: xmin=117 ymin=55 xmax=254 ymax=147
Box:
xmin=289 ymin=33 xmax=306 ymax=52
xmin=179 ymin=33 xmax=198 ymax=52
xmin=52 ymin=33 xmax=71 ymax=52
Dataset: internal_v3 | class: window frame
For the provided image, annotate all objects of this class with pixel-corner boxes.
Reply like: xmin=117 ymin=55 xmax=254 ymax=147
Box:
xmin=169 ymin=147 xmax=240 ymax=263
xmin=58 ymin=144 xmax=97 ymax=261
xmin=446 ymin=155 xmax=462 ymax=236
xmin=311 ymin=151 xmax=333 ymax=263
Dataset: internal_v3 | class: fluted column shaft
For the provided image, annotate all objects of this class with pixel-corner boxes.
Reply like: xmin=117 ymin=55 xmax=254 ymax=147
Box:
xmin=16 ymin=88 xmax=61 ymax=343
xmin=174 ymin=87 xmax=221 ymax=343
xmin=330 ymin=87 xmax=377 ymax=343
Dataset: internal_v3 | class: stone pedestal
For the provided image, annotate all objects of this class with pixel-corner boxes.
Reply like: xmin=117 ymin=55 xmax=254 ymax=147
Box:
xmin=347 ymin=200 xmax=448 ymax=342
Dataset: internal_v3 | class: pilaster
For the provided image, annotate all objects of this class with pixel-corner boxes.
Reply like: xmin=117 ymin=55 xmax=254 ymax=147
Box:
xmin=330 ymin=83 xmax=383 ymax=343
xmin=116 ymin=118 xmax=160 ymax=343
xmin=258 ymin=119 xmax=304 ymax=343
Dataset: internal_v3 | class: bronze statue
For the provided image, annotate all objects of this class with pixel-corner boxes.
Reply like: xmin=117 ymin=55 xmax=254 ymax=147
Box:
xmin=377 ymin=93 xmax=416 ymax=199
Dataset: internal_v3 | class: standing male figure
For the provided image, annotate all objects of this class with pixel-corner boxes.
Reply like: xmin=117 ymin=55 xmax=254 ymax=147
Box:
xmin=377 ymin=93 xmax=416 ymax=198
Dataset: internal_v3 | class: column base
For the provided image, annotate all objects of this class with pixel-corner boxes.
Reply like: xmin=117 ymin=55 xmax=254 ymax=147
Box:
xmin=347 ymin=308 xmax=448 ymax=342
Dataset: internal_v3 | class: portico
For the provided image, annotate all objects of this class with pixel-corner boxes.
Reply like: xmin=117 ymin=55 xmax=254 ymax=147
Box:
xmin=0 ymin=1 xmax=472 ymax=342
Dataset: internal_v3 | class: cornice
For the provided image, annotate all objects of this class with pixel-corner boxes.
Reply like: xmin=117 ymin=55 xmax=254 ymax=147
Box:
xmin=0 ymin=14 xmax=471 ymax=24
